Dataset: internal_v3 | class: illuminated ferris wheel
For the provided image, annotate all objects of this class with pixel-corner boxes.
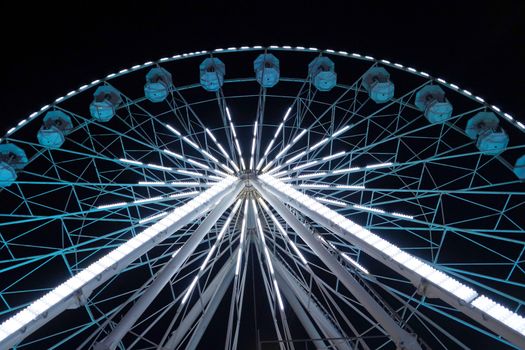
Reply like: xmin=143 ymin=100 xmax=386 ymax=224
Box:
xmin=0 ymin=45 xmax=524 ymax=349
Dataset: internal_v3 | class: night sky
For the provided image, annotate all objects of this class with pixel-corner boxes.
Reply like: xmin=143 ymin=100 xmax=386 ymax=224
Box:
xmin=0 ymin=1 xmax=524 ymax=349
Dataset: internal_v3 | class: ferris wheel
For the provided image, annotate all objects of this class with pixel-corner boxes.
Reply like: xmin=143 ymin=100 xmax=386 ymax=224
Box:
xmin=0 ymin=45 xmax=524 ymax=350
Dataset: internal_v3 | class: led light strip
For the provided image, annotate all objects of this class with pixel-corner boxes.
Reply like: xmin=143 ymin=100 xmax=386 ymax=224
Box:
xmin=250 ymin=121 xmax=258 ymax=170
xmin=261 ymin=128 xmax=307 ymax=172
xmin=253 ymin=199 xmax=284 ymax=310
xmin=260 ymin=173 xmax=525 ymax=341
xmin=205 ymin=128 xmax=239 ymax=173
xmin=182 ymin=222 xmax=240 ymax=305
xmin=137 ymin=181 xmax=201 ymax=187
xmin=278 ymin=160 xmax=394 ymax=179
xmin=226 ymin=107 xmax=244 ymax=170
xmin=318 ymin=236 xmax=369 ymax=274
xmin=164 ymin=124 xmax=234 ymax=175
xmin=0 ymin=176 xmax=238 ymax=346
xmin=314 ymin=197 xmax=413 ymax=220
xmin=257 ymin=107 xmax=292 ymax=171
xmin=235 ymin=199 xmax=249 ymax=276
xmin=6 ymin=46 xmax=522 ymax=147
xmin=97 ymin=191 xmax=200 ymax=210
xmin=266 ymin=124 xmax=352 ymax=175
xmin=260 ymin=174 xmax=477 ymax=301
xmin=257 ymin=197 xmax=308 ymax=265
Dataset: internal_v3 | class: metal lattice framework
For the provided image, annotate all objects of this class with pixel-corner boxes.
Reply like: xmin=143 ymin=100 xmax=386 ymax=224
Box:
xmin=0 ymin=45 xmax=524 ymax=350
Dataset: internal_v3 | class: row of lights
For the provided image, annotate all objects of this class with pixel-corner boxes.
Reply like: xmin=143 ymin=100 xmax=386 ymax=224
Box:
xmin=0 ymin=176 xmax=238 ymax=345
xmin=260 ymin=173 xmax=525 ymax=339
xmin=3 ymin=45 xmax=522 ymax=147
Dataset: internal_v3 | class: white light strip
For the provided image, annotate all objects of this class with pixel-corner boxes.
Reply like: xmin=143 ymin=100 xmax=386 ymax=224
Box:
xmin=138 ymin=181 xmax=166 ymax=185
xmin=147 ymin=164 xmax=172 ymax=171
xmin=163 ymin=149 xmax=184 ymax=160
xmin=316 ymin=197 xmax=347 ymax=207
xmin=0 ymin=177 xmax=237 ymax=344
xmin=257 ymin=197 xmax=308 ymax=265
xmin=200 ymin=245 xmax=217 ymax=271
xmin=177 ymin=170 xmax=204 ymax=177
xmin=353 ymin=204 xmax=385 ymax=214
xmin=235 ymin=249 xmax=243 ymax=276
xmin=323 ymin=151 xmax=346 ymax=161
xmin=298 ymin=172 xmax=326 ymax=179
xmin=171 ymin=247 xmax=181 ymax=258
xmin=285 ymin=151 xmax=306 ymax=164
xmin=257 ymin=107 xmax=295 ymax=171
xmin=187 ymin=158 xmax=209 ymax=170
xmin=201 ymin=151 xmax=219 ymax=164
xmin=333 ymin=167 xmax=360 ymax=174
xmin=298 ymin=183 xmax=330 ymax=188
xmin=208 ymin=175 xmax=225 ymax=181
xmin=217 ymin=143 xmax=230 ymax=159
xmin=292 ymin=160 xmax=318 ymax=171
xmin=97 ymin=202 xmax=127 ymax=210
xmin=260 ymin=174 xmax=479 ymax=305
xmin=249 ymin=121 xmax=258 ymax=170
xmin=181 ymin=277 xmax=198 ymax=304
xmin=289 ymin=241 xmax=308 ymax=265
xmin=273 ymin=170 xmax=288 ymax=178
xmin=168 ymin=125 xmax=233 ymax=175
xmin=205 ymin=128 xmax=217 ymax=142
xmin=273 ymin=279 xmax=285 ymax=311
xmin=283 ymin=107 xmax=292 ymax=121
xmin=274 ymin=144 xmax=292 ymax=160
xmin=235 ymin=138 xmax=242 ymax=156
xmin=120 ymin=158 xmax=143 ymax=166
xmin=171 ymin=181 xmax=200 ymax=186
xmin=268 ymin=124 xmax=353 ymax=176
xmin=139 ymin=212 xmax=168 ymax=224
xmin=292 ymin=129 xmax=307 ymax=144
xmin=169 ymin=191 xmax=200 ymax=199
xmin=471 ymin=296 xmax=525 ymax=336
xmin=342 ymin=253 xmax=369 ymax=274
xmin=309 ymin=138 xmax=328 ymax=151
xmin=365 ymin=162 xmax=393 ymax=169
xmin=229 ymin=159 xmax=240 ymax=172
xmin=332 ymin=125 xmax=351 ymax=138
xmin=134 ymin=196 xmax=163 ymax=204
xmin=183 ymin=136 xmax=199 ymax=150
xmin=335 ymin=185 xmax=365 ymax=190
xmin=392 ymin=212 xmax=414 ymax=220
xmin=166 ymin=124 xmax=181 ymax=136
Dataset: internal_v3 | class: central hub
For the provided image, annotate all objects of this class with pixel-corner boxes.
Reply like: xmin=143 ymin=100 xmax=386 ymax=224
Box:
xmin=239 ymin=170 xmax=257 ymax=182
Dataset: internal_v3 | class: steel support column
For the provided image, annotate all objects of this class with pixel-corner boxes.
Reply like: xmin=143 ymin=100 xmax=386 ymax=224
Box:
xmin=0 ymin=178 xmax=240 ymax=350
xmin=95 ymin=182 xmax=243 ymax=349
xmin=163 ymin=249 xmax=238 ymax=350
xmin=253 ymin=178 xmax=421 ymax=350
xmin=257 ymin=174 xmax=525 ymax=349
xmin=272 ymin=258 xmax=353 ymax=350
xmin=276 ymin=272 xmax=332 ymax=350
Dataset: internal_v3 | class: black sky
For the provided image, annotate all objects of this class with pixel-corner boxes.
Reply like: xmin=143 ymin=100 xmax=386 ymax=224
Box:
xmin=1 ymin=1 xmax=524 ymax=131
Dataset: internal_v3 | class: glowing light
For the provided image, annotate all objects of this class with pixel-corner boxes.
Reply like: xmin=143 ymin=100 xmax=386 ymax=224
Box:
xmin=139 ymin=212 xmax=168 ymax=224
xmin=120 ymin=158 xmax=143 ymax=166
xmin=181 ymin=277 xmax=198 ymax=304
xmin=98 ymin=202 xmax=127 ymax=209
xmin=166 ymin=124 xmax=181 ymax=136
xmin=147 ymin=164 xmax=172 ymax=171
xmin=323 ymin=151 xmax=346 ymax=161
